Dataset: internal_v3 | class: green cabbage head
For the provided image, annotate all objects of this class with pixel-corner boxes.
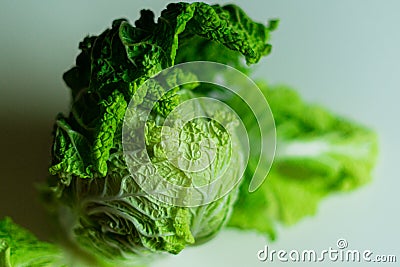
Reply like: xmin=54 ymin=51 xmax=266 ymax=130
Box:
xmin=43 ymin=2 xmax=277 ymax=266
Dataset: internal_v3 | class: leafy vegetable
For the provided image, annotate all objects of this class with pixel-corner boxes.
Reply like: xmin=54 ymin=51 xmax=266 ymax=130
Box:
xmin=227 ymin=82 xmax=378 ymax=239
xmin=44 ymin=2 xmax=277 ymax=266
xmin=29 ymin=1 xmax=377 ymax=267
xmin=0 ymin=217 xmax=66 ymax=267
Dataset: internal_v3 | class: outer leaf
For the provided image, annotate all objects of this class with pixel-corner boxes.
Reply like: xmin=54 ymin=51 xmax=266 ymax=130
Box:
xmin=0 ymin=217 xmax=66 ymax=267
xmin=49 ymin=116 xmax=92 ymax=184
xmin=228 ymin=83 xmax=378 ymax=238
xmin=92 ymin=90 xmax=127 ymax=176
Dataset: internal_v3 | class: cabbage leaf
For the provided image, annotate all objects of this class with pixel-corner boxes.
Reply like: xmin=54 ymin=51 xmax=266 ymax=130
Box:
xmin=0 ymin=217 xmax=66 ymax=267
xmin=227 ymin=83 xmax=378 ymax=239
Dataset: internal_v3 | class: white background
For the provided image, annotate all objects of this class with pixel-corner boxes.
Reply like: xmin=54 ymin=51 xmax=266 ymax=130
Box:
xmin=0 ymin=1 xmax=399 ymax=266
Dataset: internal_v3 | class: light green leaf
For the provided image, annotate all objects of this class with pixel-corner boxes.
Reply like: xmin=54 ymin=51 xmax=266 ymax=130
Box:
xmin=228 ymin=83 xmax=378 ymax=238
xmin=0 ymin=217 xmax=66 ymax=267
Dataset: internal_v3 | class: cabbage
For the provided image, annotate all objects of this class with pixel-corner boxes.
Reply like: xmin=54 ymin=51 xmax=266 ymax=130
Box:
xmin=43 ymin=2 xmax=277 ymax=266
xmin=0 ymin=2 xmax=376 ymax=267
